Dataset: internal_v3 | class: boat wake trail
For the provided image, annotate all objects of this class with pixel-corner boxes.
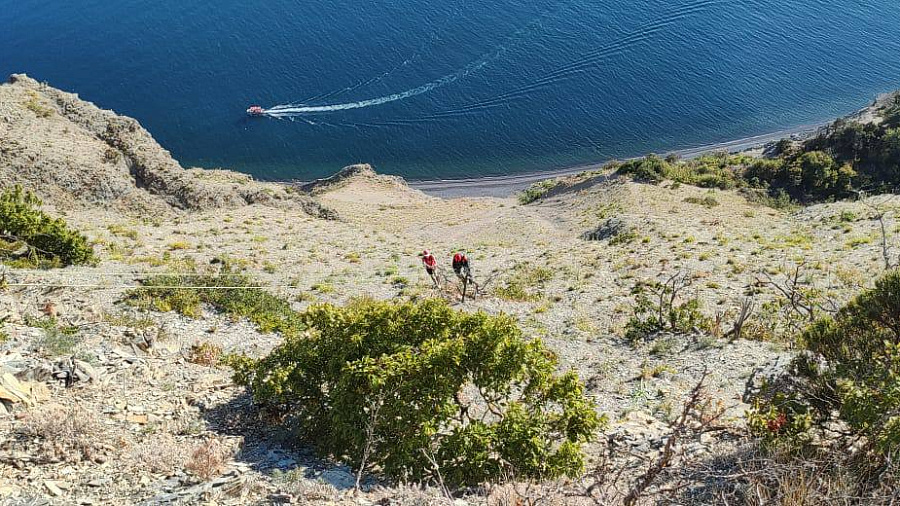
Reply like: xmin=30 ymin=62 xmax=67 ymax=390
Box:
xmin=260 ymin=0 xmax=726 ymax=121
xmin=262 ymin=13 xmax=551 ymax=118
xmin=423 ymin=0 xmax=727 ymax=118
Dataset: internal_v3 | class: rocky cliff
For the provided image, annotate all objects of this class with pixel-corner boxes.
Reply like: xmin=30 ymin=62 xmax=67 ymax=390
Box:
xmin=0 ymin=74 xmax=332 ymax=217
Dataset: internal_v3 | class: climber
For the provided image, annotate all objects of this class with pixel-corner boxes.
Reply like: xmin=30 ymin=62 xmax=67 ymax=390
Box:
xmin=421 ymin=250 xmax=438 ymax=286
xmin=452 ymin=251 xmax=475 ymax=302
xmin=452 ymin=251 xmax=471 ymax=282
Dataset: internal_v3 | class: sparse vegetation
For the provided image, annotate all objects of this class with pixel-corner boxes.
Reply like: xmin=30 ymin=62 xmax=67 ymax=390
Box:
xmin=494 ymin=262 xmax=553 ymax=301
xmin=625 ymin=272 xmax=711 ymax=342
xmin=21 ymin=405 xmax=107 ymax=463
xmin=185 ymin=438 xmax=230 ymax=480
xmin=107 ymin=224 xmax=139 ymax=241
xmin=127 ymin=271 xmax=304 ymax=336
xmin=188 ymin=341 xmax=223 ymax=366
xmin=26 ymin=315 xmax=81 ymax=356
xmin=24 ymin=90 xmax=53 ymax=118
xmin=683 ymin=195 xmax=719 ymax=208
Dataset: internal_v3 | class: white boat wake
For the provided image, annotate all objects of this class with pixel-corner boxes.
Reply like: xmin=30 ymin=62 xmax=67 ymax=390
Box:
xmin=263 ymin=69 xmax=476 ymax=117
xmin=260 ymin=13 xmax=549 ymax=118
xmin=259 ymin=0 xmax=726 ymax=120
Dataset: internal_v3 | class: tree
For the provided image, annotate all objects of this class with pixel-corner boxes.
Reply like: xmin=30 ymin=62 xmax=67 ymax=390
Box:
xmin=228 ymin=298 xmax=604 ymax=488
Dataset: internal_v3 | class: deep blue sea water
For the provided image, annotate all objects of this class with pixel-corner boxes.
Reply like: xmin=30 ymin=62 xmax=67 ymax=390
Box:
xmin=2 ymin=0 xmax=900 ymax=181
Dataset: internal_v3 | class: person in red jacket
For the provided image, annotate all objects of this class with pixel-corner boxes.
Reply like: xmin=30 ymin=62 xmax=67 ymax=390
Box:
xmin=452 ymin=251 xmax=471 ymax=281
xmin=452 ymin=251 xmax=474 ymax=301
xmin=421 ymin=250 xmax=437 ymax=286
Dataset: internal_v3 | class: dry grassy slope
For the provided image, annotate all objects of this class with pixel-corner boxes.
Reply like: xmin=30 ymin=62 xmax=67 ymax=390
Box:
xmin=0 ymin=74 xmax=326 ymax=216
xmin=2 ymin=143 xmax=900 ymax=503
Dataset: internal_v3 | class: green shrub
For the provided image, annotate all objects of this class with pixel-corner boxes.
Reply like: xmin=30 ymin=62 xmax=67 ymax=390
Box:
xmin=0 ymin=315 xmax=9 ymax=344
xmin=0 ymin=186 xmax=94 ymax=267
xmin=838 ymin=210 xmax=858 ymax=222
xmin=127 ymin=272 xmax=304 ymax=335
xmin=26 ymin=315 xmax=81 ymax=356
xmin=749 ymin=270 xmax=900 ymax=456
xmin=518 ymin=179 xmax=560 ymax=204
xmin=608 ymin=228 xmax=640 ymax=246
xmin=24 ymin=91 xmax=53 ymax=118
xmin=625 ymin=276 xmax=711 ymax=342
xmin=228 ymin=298 xmax=603 ymax=488
xmin=616 ymin=154 xmax=670 ymax=183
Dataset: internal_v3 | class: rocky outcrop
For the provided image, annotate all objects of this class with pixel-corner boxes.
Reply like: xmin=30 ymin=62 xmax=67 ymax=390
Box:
xmin=297 ymin=163 xmax=408 ymax=195
xmin=0 ymin=74 xmax=332 ymax=217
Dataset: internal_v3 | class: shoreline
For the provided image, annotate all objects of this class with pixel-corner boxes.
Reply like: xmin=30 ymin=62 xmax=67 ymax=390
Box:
xmin=405 ymin=121 xmax=827 ymax=199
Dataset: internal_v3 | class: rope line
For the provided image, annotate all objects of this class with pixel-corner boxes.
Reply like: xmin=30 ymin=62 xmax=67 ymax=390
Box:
xmin=4 ymin=283 xmax=306 ymax=290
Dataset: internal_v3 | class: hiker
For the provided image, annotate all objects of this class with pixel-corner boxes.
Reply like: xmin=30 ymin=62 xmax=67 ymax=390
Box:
xmin=421 ymin=250 xmax=438 ymax=286
xmin=452 ymin=251 xmax=471 ymax=282
xmin=452 ymin=251 xmax=475 ymax=302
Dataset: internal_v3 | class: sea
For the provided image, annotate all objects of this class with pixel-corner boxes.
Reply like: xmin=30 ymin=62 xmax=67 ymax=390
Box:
xmin=2 ymin=0 xmax=900 ymax=182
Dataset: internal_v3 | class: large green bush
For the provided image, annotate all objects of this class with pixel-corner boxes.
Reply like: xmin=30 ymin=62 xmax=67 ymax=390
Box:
xmin=0 ymin=186 xmax=94 ymax=267
xmin=229 ymin=298 xmax=603 ymax=487
xmin=749 ymin=270 xmax=900 ymax=456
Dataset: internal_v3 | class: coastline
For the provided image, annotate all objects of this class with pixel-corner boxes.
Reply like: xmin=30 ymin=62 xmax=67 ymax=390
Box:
xmin=406 ymin=121 xmax=827 ymax=199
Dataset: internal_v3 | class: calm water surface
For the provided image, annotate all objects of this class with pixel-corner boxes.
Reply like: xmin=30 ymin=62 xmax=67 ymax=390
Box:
xmin=2 ymin=0 xmax=899 ymax=180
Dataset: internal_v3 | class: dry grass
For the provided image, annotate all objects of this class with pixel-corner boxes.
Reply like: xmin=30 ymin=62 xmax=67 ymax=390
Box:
xmin=21 ymin=404 xmax=108 ymax=463
xmin=188 ymin=341 xmax=223 ymax=367
xmin=129 ymin=434 xmax=189 ymax=475
xmin=185 ymin=438 xmax=230 ymax=481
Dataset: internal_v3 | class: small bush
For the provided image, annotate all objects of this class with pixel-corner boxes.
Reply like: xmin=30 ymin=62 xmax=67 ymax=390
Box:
xmin=26 ymin=315 xmax=80 ymax=356
xmin=616 ymin=154 xmax=670 ymax=183
xmin=228 ymin=298 xmax=603 ymax=488
xmin=0 ymin=186 xmax=95 ymax=267
xmin=683 ymin=195 xmax=719 ymax=208
xmin=608 ymin=228 xmax=640 ymax=246
xmin=185 ymin=438 xmax=229 ymax=480
xmin=107 ymin=224 xmax=138 ymax=241
xmin=188 ymin=342 xmax=223 ymax=366
xmin=22 ymin=404 xmax=107 ymax=463
xmin=24 ymin=91 xmax=53 ymax=118
xmin=494 ymin=263 xmax=554 ymax=302
xmin=518 ymin=179 xmax=560 ymax=204
xmin=625 ymin=275 xmax=711 ymax=342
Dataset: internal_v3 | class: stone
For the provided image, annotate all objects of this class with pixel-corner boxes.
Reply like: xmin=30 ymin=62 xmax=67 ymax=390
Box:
xmin=126 ymin=413 xmax=149 ymax=424
xmin=44 ymin=480 xmax=64 ymax=496
xmin=320 ymin=468 xmax=356 ymax=490
xmin=0 ymin=370 xmax=49 ymax=406
xmin=0 ymin=484 xmax=20 ymax=497
xmin=582 ymin=217 xmax=635 ymax=241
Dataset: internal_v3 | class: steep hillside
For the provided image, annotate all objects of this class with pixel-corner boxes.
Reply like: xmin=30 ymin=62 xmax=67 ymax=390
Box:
xmin=0 ymin=74 xmax=330 ymax=217
xmin=2 ymin=79 xmax=899 ymax=505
